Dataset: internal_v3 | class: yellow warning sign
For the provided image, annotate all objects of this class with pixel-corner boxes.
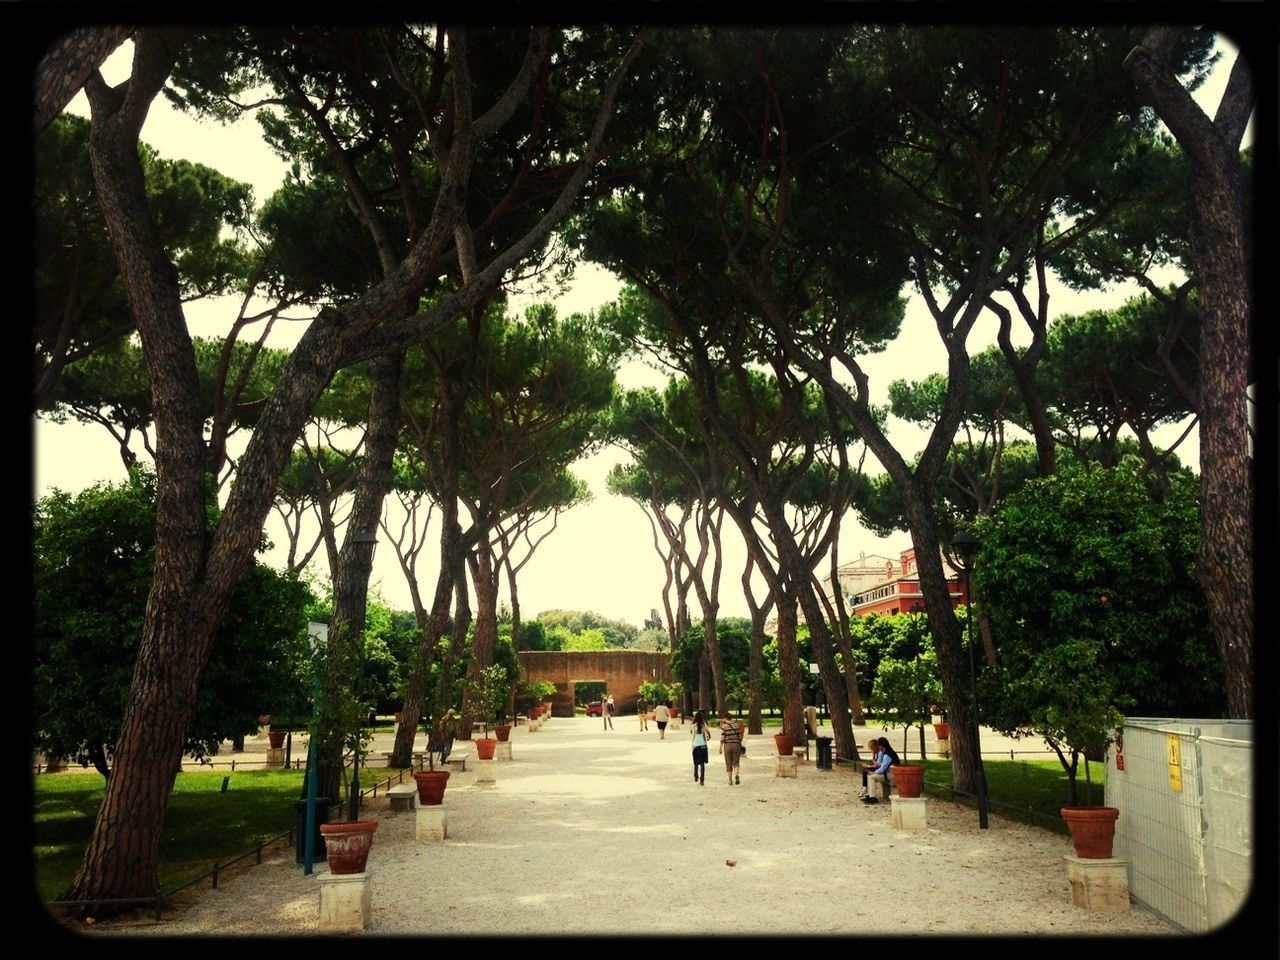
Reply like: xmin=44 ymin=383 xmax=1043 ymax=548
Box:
xmin=1167 ymin=734 xmax=1183 ymax=791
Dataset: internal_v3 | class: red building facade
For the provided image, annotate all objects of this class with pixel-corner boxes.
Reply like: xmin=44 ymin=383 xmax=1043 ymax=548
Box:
xmin=847 ymin=547 xmax=969 ymax=617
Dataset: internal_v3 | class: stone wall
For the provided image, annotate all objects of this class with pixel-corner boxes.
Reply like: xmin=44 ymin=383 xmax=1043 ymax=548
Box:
xmin=518 ymin=650 xmax=674 ymax=717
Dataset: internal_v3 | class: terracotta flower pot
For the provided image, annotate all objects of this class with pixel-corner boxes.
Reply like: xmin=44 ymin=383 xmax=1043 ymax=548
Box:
xmin=494 ymin=724 xmax=512 ymax=742
xmin=268 ymin=730 xmax=287 ymax=749
xmin=319 ymin=819 xmax=378 ymax=874
xmin=258 ymin=714 xmax=271 ymax=727
xmin=1061 ymin=806 xmax=1120 ymax=859
xmin=933 ymin=721 xmax=951 ymax=740
xmin=475 ymin=737 xmax=497 ymax=760
xmin=413 ymin=769 xmax=451 ymax=805
xmin=893 ymin=762 xmax=925 ymax=798
xmin=774 ymin=733 xmax=796 ymax=756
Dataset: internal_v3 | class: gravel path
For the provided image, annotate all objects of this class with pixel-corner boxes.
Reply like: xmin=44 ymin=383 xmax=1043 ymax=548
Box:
xmin=79 ymin=716 xmax=1180 ymax=938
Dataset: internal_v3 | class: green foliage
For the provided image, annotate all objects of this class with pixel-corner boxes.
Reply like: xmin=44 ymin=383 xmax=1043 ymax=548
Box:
xmin=638 ymin=680 xmax=670 ymax=705
xmin=536 ymin=609 xmax=639 ymax=645
xmin=633 ymin=626 xmax=669 ymax=652
xmin=468 ymin=664 xmax=514 ymax=732
xmin=33 ymin=470 xmax=313 ymax=774
xmin=34 ymin=766 xmax=395 ymax=903
xmin=563 ymin=629 xmax=608 ymax=651
xmin=865 ymin=616 xmax=947 ymax=727
xmin=543 ymin=624 xmax=573 ymax=651
xmin=516 ymin=620 xmax=550 ymax=651
xmin=34 ymin=115 xmax=255 ymax=408
xmin=975 ymin=459 xmax=1223 ymax=793
xmin=519 ymin=679 xmax=556 ymax=711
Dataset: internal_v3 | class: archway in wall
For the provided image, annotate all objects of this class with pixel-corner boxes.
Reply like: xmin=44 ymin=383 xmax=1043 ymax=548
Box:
xmin=518 ymin=651 xmax=674 ymax=718
xmin=574 ymin=679 xmax=607 ymax=711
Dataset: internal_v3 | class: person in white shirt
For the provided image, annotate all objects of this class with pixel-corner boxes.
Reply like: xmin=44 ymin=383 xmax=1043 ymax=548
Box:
xmin=654 ymin=701 xmax=670 ymax=739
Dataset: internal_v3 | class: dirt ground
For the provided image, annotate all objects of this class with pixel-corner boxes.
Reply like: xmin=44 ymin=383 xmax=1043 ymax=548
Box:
xmin=50 ymin=714 xmax=1186 ymax=940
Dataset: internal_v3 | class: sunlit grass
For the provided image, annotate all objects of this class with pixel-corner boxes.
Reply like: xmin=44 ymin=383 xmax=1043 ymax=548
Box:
xmin=33 ymin=766 xmax=395 ymax=903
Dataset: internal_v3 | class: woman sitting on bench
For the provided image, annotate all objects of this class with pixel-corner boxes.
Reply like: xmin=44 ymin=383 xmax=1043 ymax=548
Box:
xmin=858 ymin=737 xmax=899 ymax=804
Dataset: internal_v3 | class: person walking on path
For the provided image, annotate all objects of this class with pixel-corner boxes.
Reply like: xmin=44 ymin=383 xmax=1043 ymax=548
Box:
xmin=718 ymin=709 xmax=743 ymax=784
xmin=637 ymin=696 xmax=649 ymax=731
xmin=690 ymin=710 xmax=710 ymax=785
xmin=654 ymin=700 xmax=670 ymax=738
xmin=603 ymin=695 xmax=614 ymax=731
xmin=438 ymin=709 xmax=457 ymax=763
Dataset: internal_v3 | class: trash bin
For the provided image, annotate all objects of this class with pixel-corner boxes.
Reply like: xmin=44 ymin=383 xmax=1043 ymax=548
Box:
xmin=815 ymin=737 xmax=834 ymax=770
xmin=295 ymin=796 xmax=333 ymax=864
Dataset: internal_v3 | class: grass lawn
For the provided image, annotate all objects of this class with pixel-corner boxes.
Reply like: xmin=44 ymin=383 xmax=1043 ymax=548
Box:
xmin=914 ymin=756 xmax=1108 ymax=829
xmin=33 ymin=766 xmax=395 ymax=903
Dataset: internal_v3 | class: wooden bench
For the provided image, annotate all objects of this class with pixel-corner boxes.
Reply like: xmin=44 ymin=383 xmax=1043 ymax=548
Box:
xmin=388 ymin=782 xmax=417 ymax=813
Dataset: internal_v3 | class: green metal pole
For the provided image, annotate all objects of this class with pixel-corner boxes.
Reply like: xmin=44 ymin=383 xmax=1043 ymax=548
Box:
xmin=304 ymin=672 xmax=319 ymax=874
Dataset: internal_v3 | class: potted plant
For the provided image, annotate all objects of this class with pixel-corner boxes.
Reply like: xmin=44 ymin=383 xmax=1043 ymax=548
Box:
xmin=522 ymin=679 xmax=555 ymax=724
xmin=311 ymin=619 xmax=378 ymax=874
xmin=773 ymin=724 xmax=796 ymax=756
xmin=892 ymin=762 xmax=926 ymax=798
xmin=1059 ymin=721 xmax=1125 ymax=859
xmin=413 ymin=767 xmax=450 ymax=804
xmin=469 ymin=664 xmax=510 ymax=760
xmin=1061 ymin=804 xmax=1121 ymax=858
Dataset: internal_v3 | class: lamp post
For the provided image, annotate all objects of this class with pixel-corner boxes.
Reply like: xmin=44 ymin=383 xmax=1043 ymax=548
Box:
xmin=303 ymin=621 xmax=328 ymax=875
xmin=912 ymin=601 xmax=927 ymax=760
xmin=347 ymin=527 xmax=379 ymax=823
xmin=951 ymin=531 xmax=989 ymax=830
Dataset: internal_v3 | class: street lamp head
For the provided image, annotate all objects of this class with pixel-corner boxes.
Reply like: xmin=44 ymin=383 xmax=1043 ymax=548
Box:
xmin=952 ymin=530 xmax=980 ymax=562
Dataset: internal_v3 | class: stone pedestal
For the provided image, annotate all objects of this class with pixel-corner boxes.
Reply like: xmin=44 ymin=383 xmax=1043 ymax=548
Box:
xmin=475 ymin=758 xmax=497 ymax=783
xmin=318 ymin=871 xmax=372 ymax=932
xmin=265 ymin=747 xmax=285 ymax=768
xmin=495 ymin=741 xmax=512 ymax=761
xmin=793 ymin=746 xmax=807 ymax=764
xmin=776 ymin=754 xmax=798 ymax=778
xmin=530 ymin=718 xmax=540 ymax=732
xmin=890 ymin=796 xmax=928 ymax=829
xmin=1064 ymin=855 xmax=1130 ymax=912
xmin=256 ymin=724 xmax=269 ymax=740
xmin=416 ymin=804 xmax=447 ymax=841
xmin=935 ymin=739 xmax=951 ymax=758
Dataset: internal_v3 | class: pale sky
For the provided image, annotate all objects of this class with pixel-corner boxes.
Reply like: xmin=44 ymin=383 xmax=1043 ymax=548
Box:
xmin=35 ymin=32 xmax=1241 ymax=629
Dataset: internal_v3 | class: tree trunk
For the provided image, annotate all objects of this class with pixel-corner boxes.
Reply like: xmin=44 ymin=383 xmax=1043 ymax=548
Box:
xmin=773 ymin=591 xmax=805 ymax=743
xmin=698 ymin=645 xmax=712 ymax=714
xmin=316 ymin=350 xmax=402 ymax=816
xmin=460 ymin=545 xmax=499 ymax=735
xmin=823 ymin=551 xmax=865 ymax=727
xmin=442 ymin=568 xmax=473 ymax=737
xmin=796 ymin=585 xmax=855 ymax=760
xmin=1124 ymin=33 xmax=1254 ymax=718
xmin=908 ymin=500 xmax=983 ymax=795
xmin=69 ymin=30 xmax=216 ymax=908
xmin=742 ymin=556 xmax=772 ymax=736
xmin=34 ymin=25 xmax=133 ymax=131
xmin=63 ymin=26 xmax=648 ymax=905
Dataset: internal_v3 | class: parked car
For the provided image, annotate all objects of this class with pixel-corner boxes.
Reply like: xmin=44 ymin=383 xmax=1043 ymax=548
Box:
xmin=585 ymin=701 xmax=603 ymax=717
